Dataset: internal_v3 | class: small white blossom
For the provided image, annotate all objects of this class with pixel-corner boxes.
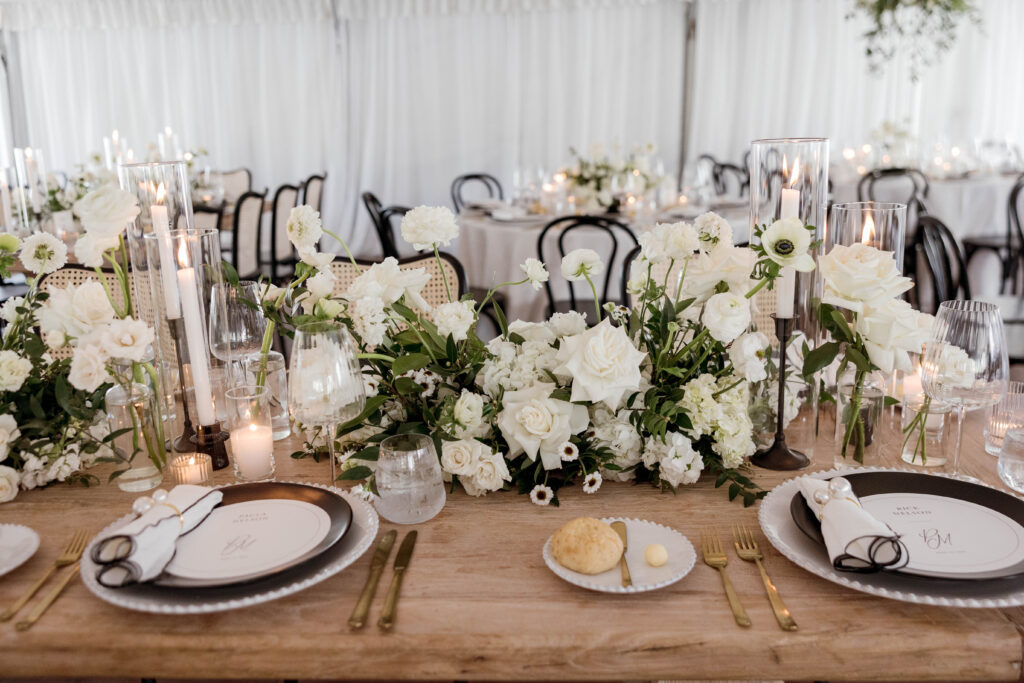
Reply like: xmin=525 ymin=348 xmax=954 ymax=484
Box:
xmin=400 ymin=205 xmax=459 ymax=250
xmin=582 ymin=471 xmax=602 ymax=494
xmin=520 ymin=258 xmax=549 ymax=291
xmin=19 ymin=232 xmax=67 ymax=275
xmin=529 ymin=484 xmax=554 ymax=506
xmin=0 ymin=350 xmax=32 ymax=392
xmin=286 ymin=205 xmax=324 ymax=251
xmin=560 ymin=248 xmax=604 ymax=282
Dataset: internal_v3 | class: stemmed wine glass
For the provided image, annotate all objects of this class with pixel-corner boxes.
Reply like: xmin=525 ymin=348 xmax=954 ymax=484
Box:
xmin=209 ymin=281 xmax=267 ymax=386
xmin=921 ymin=300 xmax=1009 ymax=479
xmin=288 ymin=321 xmax=366 ymax=482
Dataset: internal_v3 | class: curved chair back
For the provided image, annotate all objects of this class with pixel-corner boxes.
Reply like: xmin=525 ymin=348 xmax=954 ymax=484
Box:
xmin=362 ymin=191 xmax=399 ymax=259
xmin=538 ymin=215 xmax=638 ymax=318
xmin=191 ymin=206 xmax=224 ymax=233
xmin=302 ymin=173 xmax=326 ymax=214
xmin=329 ymin=253 xmax=468 ymax=317
xmin=230 ymin=190 xmax=267 ymax=280
xmin=916 ymin=214 xmax=970 ymax=310
xmin=451 ymin=173 xmax=503 ymax=212
xmin=38 ymin=267 xmax=129 ymax=360
xmin=698 ymin=154 xmax=748 ymax=196
xmin=857 ymin=168 xmax=929 ymax=210
xmin=209 ymin=168 xmax=252 ymax=206
xmin=268 ymin=184 xmax=300 ymax=278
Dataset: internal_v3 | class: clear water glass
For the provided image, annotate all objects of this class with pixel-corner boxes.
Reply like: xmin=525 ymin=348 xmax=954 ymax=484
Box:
xmin=375 ymin=433 xmax=446 ymax=525
xmin=243 ymin=350 xmax=290 ymax=440
xmin=985 ymin=380 xmax=1024 ymax=455
xmin=209 ymin=280 xmax=266 ymax=384
xmin=998 ymin=428 xmax=1024 ymax=494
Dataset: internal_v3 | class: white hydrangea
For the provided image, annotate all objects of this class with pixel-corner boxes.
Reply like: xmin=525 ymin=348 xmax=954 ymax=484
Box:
xmin=400 ymin=205 xmax=459 ymax=250
xmin=591 ymin=406 xmax=642 ymax=482
xmin=680 ymin=373 xmax=721 ymax=438
xmin=711 ymin=377 xmax=755 ymax=468
xmin=644 ymin=431 xmax=703 ymax=487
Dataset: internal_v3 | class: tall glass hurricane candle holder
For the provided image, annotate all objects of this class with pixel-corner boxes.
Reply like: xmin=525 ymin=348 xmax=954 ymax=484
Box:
xmin=749 ymin=138 xmax=829 ymax=463
xmin=13 ymin=148 xmax=46 ymax=227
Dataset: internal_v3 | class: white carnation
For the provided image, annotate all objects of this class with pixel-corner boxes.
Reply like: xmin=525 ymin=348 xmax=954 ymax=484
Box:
xmin=286 ymin=205 xmax=323 ymax=251
xmin=400 ymin=205 xmax=459 ymax=250
xmin=434 ymin=300 xmax=475 ymax=342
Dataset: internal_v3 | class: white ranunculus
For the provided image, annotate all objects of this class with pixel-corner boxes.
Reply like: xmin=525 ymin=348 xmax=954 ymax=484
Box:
xmin=19 ymin=232 xmax=67 ymax=275
xmin=521 ymin=258 xmax=549 ymax=291
xmin=0 ymin=465 xmax=18 ymax=502
xmin=348 ymin=296 xmax=388 ymax=347
xmin=0 ymin=350 xmax=31 ymax=392
xmin=555 ymin=318 xmax=646 ymax=409
xmin=441 ymin=438 xmax=486 ymax=477
xmin=345 ymin=257 xmax=431 ymax=311
xmin=507 ymin=319 xmax=556 ymax=342
xmin=760 ymin=217 xmax=815 ymax=271
xmin=68 ymin=343 xmax=110 ymax=392
xmin=694 ymin=212 xmax=733 ymax=252
xmin=703 ymin=292 xmax=751 ymax=343
xmin=856 ymin=299 xmax=931 ymax=373
xmin=452 ymin=389 xmax=485 ymax=438
xmin=0 ymin=296 xmax=23 ymax=324
xmin=560 ymin=248 xmax=604 ymax=282
xmin=98 ymin=317 xmax=154 ymax=363
xmin=497 ymin=381 xmax=588 ymax=470
xmin=72 ymin=185 xmax=139 ymax=238
xmin=640 ymin=221 xmax=699 ymax=264
xmin=300 ymin=270 xmax=336 ymax=313
xmin=0 ymin=414 xmax=19 ymax=462
xmin=729 ymin=331 xmax=769 ymax=383
xmin=819 ymin=243 xmax=913 ymax=312
xmin=40 ymin=281 xmax=116 ymax=340
xmin=683 ymin=245 xmax=756 ymax=303
xmin=43 ymin=329 xmax=66 ymax=350
xmin=434 ymin=300 xmax=475 ymax=341
xmin=400 ymin=205 xmax=459 ymax=250
xmin=547 ymin=311 xmax=588 ymax=337
xmin=298 ymin=247 xmax=336 ymax=270
xmin=73 ymin=232 xmax=120 ymax=269
xmin=286 ymin=205 xmax=323 ymax=251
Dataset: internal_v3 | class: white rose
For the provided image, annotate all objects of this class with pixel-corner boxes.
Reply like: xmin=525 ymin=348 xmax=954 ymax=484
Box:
xmin=72 ymin=185 xmax=140 ymax=238
xmin=43 ymin=329 xmax=67 ymax=350
xmin=547 ymin=311 xmax=588 ymax=337
xmin=469 ymin=449 xmax=511 ymax=493
xmin=434 ymin=301 xmax=475 ymax=342
xmin=346 ymin=257 xmax=431 ymax=311
xmin=68 ymin=343 xmax=110 ymax=392
xmin=98 ymin=317 xmax=154 ymax=363
xmin=0 ymin=465 xmax=18 ymax=503
xmin=73 ymin=232 xmax=120 ymax=268
xmin=729 ymin=331 xmax=769 ymax=383
xmin=520 ymin=258 xmax=549 ymax=291
xmin=400 ymin=205 xmax=459 ymax=250
xmin=560 ymin=248 xmax=604 ymax=282
xmin=0 ymin=414 xmax=20 ymax=462
xmin=298 ymin=247 xmax=335 ymax=270
xmin=507 ymin=320 xmax=555 ymax=342
xmin=286 ymin=205 xmax=323 ymax=251
xmin=555 ymin=318 xmax=646 ymax=409
xmin=0 ymin=296 xmax=22 ymax=324
xmin=497 ymin=381 xmax=589 ymax=470
xmin=760 ymin=217 xmax=815 ymax=271
xmin=68 ymin=281 xmax=117 ymax=338
xmin=300 ymin=270 xmax=336 ymax=313
xmin=452 ymin=390 xmax=485 ymax=438
xmin=694 ymin=212 xmax=733 ymax=252
xmin=683 ymin=245 xmax=756 ymax=303
xmin=441 ymin=438 xmax=486 ymax=477
xmin=819 ymin=243 xmax=913 ymax=312
xmin=856 ymin=299 xmax=931 ymax=373
xmin=19 ymin=232 xmax=67 ymax=275
xmin=703 ymin=292 xmax=751 ymax=343
xmin=0 ymin=350 xmax=31 ymax=392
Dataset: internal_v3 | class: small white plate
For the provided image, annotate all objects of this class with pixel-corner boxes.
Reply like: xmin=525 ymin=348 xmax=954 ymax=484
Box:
xmin=0 ymin=524 xmax=40 ymax=577
xmin=542 ymin=517 xmax=696 ymax=593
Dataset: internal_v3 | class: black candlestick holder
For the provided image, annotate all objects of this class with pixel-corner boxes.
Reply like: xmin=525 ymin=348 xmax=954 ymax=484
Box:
xmin=168 ymin=319 xmax=196 ymax=453
xmin=192 ymin=423 xmax=230 ymax=470
xmin=751 ymin=315 xmax=809 ymax=471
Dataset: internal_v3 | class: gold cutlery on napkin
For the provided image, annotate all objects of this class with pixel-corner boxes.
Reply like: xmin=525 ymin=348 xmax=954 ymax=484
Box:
xmin=16 ymin=563 xmax=80 ymax=631
xmin=700 ymin=527 xmax=751 ymax=627
xmin=378 ymin=530 xmax=417 ymax=631
xmin=349 ymin=529 xmax=397 ymax=629
xmin=733 ymin=524 xmax=797 ymax=631
xmin=610 ymin=521 xmax=632 ymax=587
xmin=1 ymin=530 xmax=88 ymax=622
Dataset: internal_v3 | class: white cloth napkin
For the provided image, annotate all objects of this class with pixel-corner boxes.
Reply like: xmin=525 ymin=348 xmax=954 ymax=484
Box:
xmin=91 ymin=485 xmax=223 ymax=587
xmin=799 ymin=478 xmax=908 ymax=572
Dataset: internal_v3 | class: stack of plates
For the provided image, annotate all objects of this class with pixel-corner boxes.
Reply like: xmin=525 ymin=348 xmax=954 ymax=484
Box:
xmin=760 ymin=467 xmax=1024 ymax=607
xmin=81 ymin=481 xmax=378 ymax=613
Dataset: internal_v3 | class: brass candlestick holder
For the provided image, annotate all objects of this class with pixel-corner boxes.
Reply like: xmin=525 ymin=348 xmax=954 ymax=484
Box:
xmin=751 ymin=315 xmax=809 ymax=471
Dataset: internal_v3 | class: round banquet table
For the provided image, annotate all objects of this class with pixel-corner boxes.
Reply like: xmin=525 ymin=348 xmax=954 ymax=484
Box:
xmin=457 ymin=205 xmax=749 ymax=322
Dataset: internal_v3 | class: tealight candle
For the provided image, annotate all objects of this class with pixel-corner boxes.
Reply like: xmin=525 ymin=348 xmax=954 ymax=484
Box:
xmin=231 ymin=423 xmax=274 ymax=480
xmin=169 ymin=453 xmax=212 ymax=486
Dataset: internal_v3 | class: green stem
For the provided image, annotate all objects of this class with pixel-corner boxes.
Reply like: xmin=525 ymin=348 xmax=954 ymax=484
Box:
xmin=357 ymin=352 xmax=396 ymax=362
xmin=256 ymin=319 xmax=276 ymax=387
xmin=434 ymin=245 xmax=453 ymax=302
xmin=583 ymin=272 xmax=602 ymax=322
xmin=323 ymin=227 xmax=362 ymax=272
xmin=745 ymin=277 xmax=769 ymax=300
xmin=476 ymin=278 xmax=528 ymax=316
xmin=842 ymin=369 xmax=866 ymax=463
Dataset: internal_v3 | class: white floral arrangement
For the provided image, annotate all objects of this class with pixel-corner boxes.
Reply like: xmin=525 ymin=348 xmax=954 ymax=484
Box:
xmin=561 ymin=143 xmax=663 ymax=211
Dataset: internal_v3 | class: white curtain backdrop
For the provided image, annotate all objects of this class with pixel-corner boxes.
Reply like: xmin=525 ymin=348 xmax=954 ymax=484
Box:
xmin=688 ymin=0 xmax=1024 ymax=166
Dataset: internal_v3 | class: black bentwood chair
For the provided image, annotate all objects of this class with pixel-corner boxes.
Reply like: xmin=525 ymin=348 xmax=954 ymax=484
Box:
xmin=451 ymin=173 xmax=503 ymax=212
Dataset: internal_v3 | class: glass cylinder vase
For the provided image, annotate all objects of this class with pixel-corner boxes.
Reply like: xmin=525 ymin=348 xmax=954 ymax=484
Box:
xmin=106 ymin=359 xmax=165 ymax=492
xmin=835 ymin=369 xmax=886 ymax=467
xmin=749 ymin=138 xmax=830 ymax=461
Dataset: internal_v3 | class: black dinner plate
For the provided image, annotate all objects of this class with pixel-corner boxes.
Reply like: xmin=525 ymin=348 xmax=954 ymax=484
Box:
xmin=154 ymin=482 xmax=352 ymax=588
xmin=790 ymin=471 xmax=1024 ymax=581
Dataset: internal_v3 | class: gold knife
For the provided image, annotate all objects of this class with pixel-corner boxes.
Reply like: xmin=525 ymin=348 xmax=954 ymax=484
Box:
xmin=610 ymin=521 xmax=632 ymax=587
xmin=378 ymin=530 xmax=417 ymax=631
xmin=349 ymin=529 xmax=397 ymax=629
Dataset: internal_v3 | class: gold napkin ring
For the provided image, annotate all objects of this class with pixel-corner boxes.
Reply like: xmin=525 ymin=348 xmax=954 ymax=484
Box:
xmin=158 ymin=502 xmax=184 ymax=529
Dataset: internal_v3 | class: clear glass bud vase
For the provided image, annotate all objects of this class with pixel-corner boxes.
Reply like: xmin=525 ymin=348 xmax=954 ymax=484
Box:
xmin=105 ymin=358 xmax=165 ymax=492
xmin=835 ymin=369 xmax=886 ymax=467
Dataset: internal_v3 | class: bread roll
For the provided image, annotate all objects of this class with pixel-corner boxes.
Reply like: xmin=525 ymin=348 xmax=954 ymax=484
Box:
xmin=550 ymin=517 xmax=624 ymax=574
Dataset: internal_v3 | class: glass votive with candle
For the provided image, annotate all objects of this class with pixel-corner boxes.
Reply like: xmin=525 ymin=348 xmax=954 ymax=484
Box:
xmin=169 ymin=453 xmax=213 ymax=486
xmin=985 ymin=380 xmax=1024 ymax=455
xmin=900 ymin=393 xmax=951 ymax=467
xmin=225 ymin=384 xmax=276 ymax=482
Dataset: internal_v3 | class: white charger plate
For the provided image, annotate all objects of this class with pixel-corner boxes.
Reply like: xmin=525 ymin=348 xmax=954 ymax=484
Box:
xmin=759 ymin=466 xmax=1024 ymax=608
xmin=542 ymin=517 xmax=695 ymax=593
xmin=0 ymin=524 xmax=40 ymax=577
xmin=81 ymin=482 xmax=378 ymax=614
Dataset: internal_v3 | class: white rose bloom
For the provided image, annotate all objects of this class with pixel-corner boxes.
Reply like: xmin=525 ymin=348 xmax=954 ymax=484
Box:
xmin=0 ymin=465 xmax=18 ymax=502
xmin=467 ymin=449 xmax=511 ymax=493
xmin=703 ymin=292 xmax=751 ymax=343
xmin=520 ymin=258 xmax=549 ymax=291
xmin=298 ymin=247 xmax=335 ymax=270
xmin=728 ymin=331 xmax=769 ymax=383
xmin=452 ymin=389 xmax=486 ymax=438
xmin=683 ymin=245 xmax=756 ymax=303
xmin=0 ymin=296 xmax=23 ymax=324
xmin=43 ymin=329 xmax=67 ymax=350
xmin=694 ymin=212 xmax=734 ymax=252
xmin=760 ymin=217 xmax=815 ymax=271
xmin=348 ymin=296 xmax=388 ymax=347
xmin=555 ymin=318 xmax=646 ymax=409
xmin=0 ymin=414 xmax=19 ymax=462
xmin=507 ymin=319 xmax=556 ymax=342
xmin=560 ymin=248 xmax=604 ymax=282
xmin=72 ymin=185 xmax=139 ymax=238
xmin=0 ymin=350 xmax=31 ymax=392
xmin=434 ymin=301 xmax=475 ymax=342
xmin=819 ymin=243 xmax=913 ymax=312
xmin=400 ymin=205 xmax=459 ymax=250
xmin=97 ymin=317 xmax=154 ymax=363
xmin=300 ymin=270 xmax=336 ymax=313
xmin=345 ymin=257 xmax=431 ymax=311
xmin=856 ymin=298 xmax=932 ymax=373
xmin=19 ymin=232 xmax=67 ymax=275
xmin=286 ymin=205 xmax=323 ymax=251
xmin=73 ymin=232 xmax=120 ymax=268
xmin=547 ymin=311 xmax=588 ymax=337
xmin=68 ymin=343 xmax=111 ymax=392
xmin=39 ymin=281 xmax=116 ymax=339
xmin=441 ymin=438 xmax=486 ymax=477
xmin=497 ymin=381 xmax=588 ymax=470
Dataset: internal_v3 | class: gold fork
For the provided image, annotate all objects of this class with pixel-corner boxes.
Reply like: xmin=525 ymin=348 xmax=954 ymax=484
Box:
xmin=733 ymin=525 xmax=798 ymax=631
xmin=700 ymin=528 xmax=751 ymax=627
xmin=1 ymin=530 xmax=89 ymax=621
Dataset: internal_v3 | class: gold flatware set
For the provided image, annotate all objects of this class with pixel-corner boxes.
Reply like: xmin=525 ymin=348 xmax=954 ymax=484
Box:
xmin=701 ymin=525 xmax=797 ymax=631
xmin=349 ymin=529 xmax=417 ymax=631
xmin=2 ymin=530 xmax=89 ymax=630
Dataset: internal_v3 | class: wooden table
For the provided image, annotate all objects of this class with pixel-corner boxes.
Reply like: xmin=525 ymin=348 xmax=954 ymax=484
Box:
xmin=1 ymin=411 xmax=1022 ymax=681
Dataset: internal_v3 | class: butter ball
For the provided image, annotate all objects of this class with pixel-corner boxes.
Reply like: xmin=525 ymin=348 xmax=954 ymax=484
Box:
xmin=644 ymin=543 xmax=668 ymax=567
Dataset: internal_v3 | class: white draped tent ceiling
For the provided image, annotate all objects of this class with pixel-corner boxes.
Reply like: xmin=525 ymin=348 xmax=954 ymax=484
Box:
xmin=0 ymin=0 xmax=1021 ymax=256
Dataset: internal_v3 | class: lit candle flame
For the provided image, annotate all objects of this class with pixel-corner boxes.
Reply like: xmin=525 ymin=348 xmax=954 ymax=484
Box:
xmin=788 ymin=157 xmax=800 ymax=188
xmin=861 ymin=213 xmax=876 ymax=245
xmin=155 ymin=183 xmax=166 ymax=204
xmin=177 ymin=239 xmax=189 ymax=268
